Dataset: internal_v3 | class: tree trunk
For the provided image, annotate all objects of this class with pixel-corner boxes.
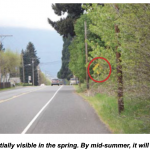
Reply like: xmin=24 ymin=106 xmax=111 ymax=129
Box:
xmin=116 ymin=49 xmax=124 ymax=114
xmin=114 ymin=4 xmax=124 ymax=114
xmin=79 ymin=79 xmax=81 ymax=88
xmin=84 ymin=21 xmax=89 ymax=90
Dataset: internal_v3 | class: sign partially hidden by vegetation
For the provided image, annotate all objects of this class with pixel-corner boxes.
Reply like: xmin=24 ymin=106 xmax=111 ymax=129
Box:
xmin=93 ymin=63 xmax=102 ymax=75
xmin=68 ymin=4 xmax=150 ymax=132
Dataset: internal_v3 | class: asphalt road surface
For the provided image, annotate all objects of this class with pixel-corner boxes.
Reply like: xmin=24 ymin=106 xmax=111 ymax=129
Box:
xmin=0 ymin=86 xmax=111 ymax=134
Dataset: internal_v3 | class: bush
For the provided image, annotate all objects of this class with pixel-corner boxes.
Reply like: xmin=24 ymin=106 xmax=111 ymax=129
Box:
xmin=15 ymin=83 xmax=23 ymax=86
xmin=23 ymin=83 xmax=33 ymax=86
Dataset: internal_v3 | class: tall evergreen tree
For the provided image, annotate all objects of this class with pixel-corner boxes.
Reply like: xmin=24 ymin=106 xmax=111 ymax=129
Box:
xmin=0 ymin=43 xmax=5 ymax=51
xmin=48 ymin=4 xmax=84 ymax=37
xmin=48 ymin=4 xmax=84 ymax=80
xmin=57 ymin=35 xmax=72 ymax=80
xmin=21 ymin=42 xmax=40 ymax=85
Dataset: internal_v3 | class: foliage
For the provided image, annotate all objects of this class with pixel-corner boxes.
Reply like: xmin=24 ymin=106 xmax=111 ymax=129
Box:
xmin=0 ymin=49 xmax=21 ymax=81
xmin=69 ymin=13 xmax=105 ymax=82
xmin=68 ymin=3 xmax=150 ymax=131
xmin=23 ymin=83 xmax=33 ymax=86
xmin=51 ymin=4 xmax=84 ymax=17
xmin=81 ymin=3 xmax=150 ymax=129
xmin=116 ymin=4 xmax=150 ymax=100
xmin=57 ymin=35 xmax=73 ymax=80
xmin=49 ymin=4 xmax=84 ymax=80
xmin=75 ymin=84 xmax=150 ymax=133
xmin=53 ymin=3 xmax=150 ymax=129
xmin=20 ymin=42 xmax=40 ymax=86
xmin=0 ymin=43 xmax=5 ymax=51
xmin=48 ymin=4 xmax=84 ymax=37
xmin=85 ymin=4 xmax=150 ymax=100
xmin=39 ymin=70 xmax=51 ymax=85
xmin=84 ymin=4 xmax=118 ymax=91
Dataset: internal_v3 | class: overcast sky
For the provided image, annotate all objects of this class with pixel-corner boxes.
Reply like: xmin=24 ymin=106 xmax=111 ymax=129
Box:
xmin=0 ymin=0 xmax=148 ymax=30
xmin=0 ymin=0 xmax=66 ymax=78
xmin=0 ymin=0 xmax=66 ymax=30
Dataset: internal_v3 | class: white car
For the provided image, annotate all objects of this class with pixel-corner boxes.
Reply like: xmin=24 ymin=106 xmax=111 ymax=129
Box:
xmin=70 ymin=78 xmax=78 ymax=85
xmin=51 ymin=79 xmax=59 ymax=86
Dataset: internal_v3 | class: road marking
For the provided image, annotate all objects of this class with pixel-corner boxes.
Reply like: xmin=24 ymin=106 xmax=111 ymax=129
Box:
xmin=21 ymin=85 xmax=63 ymax=134
xmin=0 ymin=87 xmax=46 ymax=104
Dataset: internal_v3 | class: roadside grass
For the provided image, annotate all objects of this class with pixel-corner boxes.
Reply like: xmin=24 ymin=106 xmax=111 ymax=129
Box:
xmin=74 ymin=85 xmax=150 ymax=134
xmin=0 ymin=87 xmax=14 ymax=91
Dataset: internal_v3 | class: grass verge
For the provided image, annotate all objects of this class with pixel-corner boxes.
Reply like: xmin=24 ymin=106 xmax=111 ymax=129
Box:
xmin=0 ymin=87 xmax=14 ymax=91
xmin=74 ymin=85 xmax=150 ymax=134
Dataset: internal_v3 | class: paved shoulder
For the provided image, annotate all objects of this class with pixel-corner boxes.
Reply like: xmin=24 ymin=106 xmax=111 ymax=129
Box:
xmin=27 ymin=86 xmax=111 ymax=134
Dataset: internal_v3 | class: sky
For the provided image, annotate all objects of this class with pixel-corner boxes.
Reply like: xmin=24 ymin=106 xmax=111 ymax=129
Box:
xmin=0 ymin=0 xmax=65 ymax=30
xmin=0 ymin=0 xmax=66 ymax=79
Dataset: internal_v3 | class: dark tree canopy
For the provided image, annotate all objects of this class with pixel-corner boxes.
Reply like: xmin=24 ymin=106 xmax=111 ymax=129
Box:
xmin=20 ymin=42 xmax=40 ymax=86
xmin=48 ymin=17 xmax=75 ymax=37
xmin=48 ymin=3 xmax=84 ymax=37
xmin=0 ymin=43 xmax=5 ymax=51
xmin=51 ymin=4 xmax=84 ymax=17
xmin=48 ymin=4 xmax=84 ymax=80
xmin=57 ymin=35 xmax=73 ymax=80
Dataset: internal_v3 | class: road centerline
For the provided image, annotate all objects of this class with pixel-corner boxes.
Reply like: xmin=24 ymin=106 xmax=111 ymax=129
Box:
xmin=0 ymin=87 xmax=46 ymax=104
xmin=21 ymin=85 xmax=63 ymax=134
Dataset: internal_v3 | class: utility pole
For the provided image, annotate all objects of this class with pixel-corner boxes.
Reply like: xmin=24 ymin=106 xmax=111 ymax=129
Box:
xmin=32 ymin=59 xmax=34 ymax=86
xmin=3 ymin=68 xmax=6 ymax=88
xmin=37 ymin=65 xmax=40 ymax=86
xmin=84 ymin=21 xmax=89 ymax=90
xmin=114 ymin=4 xmax=124 ymax=114
xmin=22 ymin=54 xmax=25 ymax=84
xmin=31 ymin=58 xmax=39 ymax=86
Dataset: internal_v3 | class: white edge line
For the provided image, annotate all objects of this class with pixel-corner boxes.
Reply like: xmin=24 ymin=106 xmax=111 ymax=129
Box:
xmin=21 ymin=85 xmax=63 ymax=134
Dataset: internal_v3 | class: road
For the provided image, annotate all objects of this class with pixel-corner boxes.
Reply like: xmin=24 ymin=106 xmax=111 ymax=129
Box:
xmin=0 ymin=86 xmax=110 ymax=134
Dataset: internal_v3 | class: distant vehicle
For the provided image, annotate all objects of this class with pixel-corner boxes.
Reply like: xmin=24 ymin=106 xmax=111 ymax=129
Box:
xmin=51 ymin=79 xmax=59 ymax=86
xmin=40 ymin=84 xmax=45 ymax=86
xmin=70 ymin=78 xmax=78 ymax=85
xmin=59 ymin=79 xmax=63 ymax=85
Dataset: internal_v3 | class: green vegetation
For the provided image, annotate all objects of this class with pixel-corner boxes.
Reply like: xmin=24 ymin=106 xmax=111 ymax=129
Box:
xmin=15 ymin=83 xmax=24 ymax=86
xmin=69 ymin=13 xmax=104 ymax=83
xmin=69 ymin=4 xmax=150 ymax=133
xmin=49 ymin=3 xmax=150 ymax=133
xmin=49 ymin=4 xmax=84 ymax=79
xmin=0 ymin=43 xmax=5 ymax=51
xmin=75 ymin=84 xmax=150 ymax=133
xmin=48 ymin=4 xmax=83 ymax=37
xmin=0 ymin=87 xmax=14 ymax=91
xmin=22 ymin=83 xmax=33 ymax=86
xmin=39 ymin=71 xmax=51 ymax=85
xmin=20 ymin=42 xmax=40 ymax=86
xmin=0 ymin=49 xmax=21 ymax=82
xmin=57 ymin=35 xmax=73 ymax=80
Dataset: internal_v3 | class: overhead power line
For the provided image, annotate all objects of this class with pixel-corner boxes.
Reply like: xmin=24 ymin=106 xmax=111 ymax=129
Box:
xmin=40 ymin=60 xmax=70 ymax=64
xmin=0 ymin=35 xmax=13 ymax=41
xmin=0 ymin=35 xmax=13 ymax=49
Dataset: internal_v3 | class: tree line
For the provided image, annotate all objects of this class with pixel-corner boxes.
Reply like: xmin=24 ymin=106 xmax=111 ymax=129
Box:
xmin=0 ymin=47 xmax=20 ymax=83
xmin=49 ymin=3 xmax=150 ymax=122
xmin=0 ymin=42 xmax=50 ymax=86
xmin=20 ymin=42 xmax=51 ymax=86
xmin=20 ymin=42 xmax=40 ymax=86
